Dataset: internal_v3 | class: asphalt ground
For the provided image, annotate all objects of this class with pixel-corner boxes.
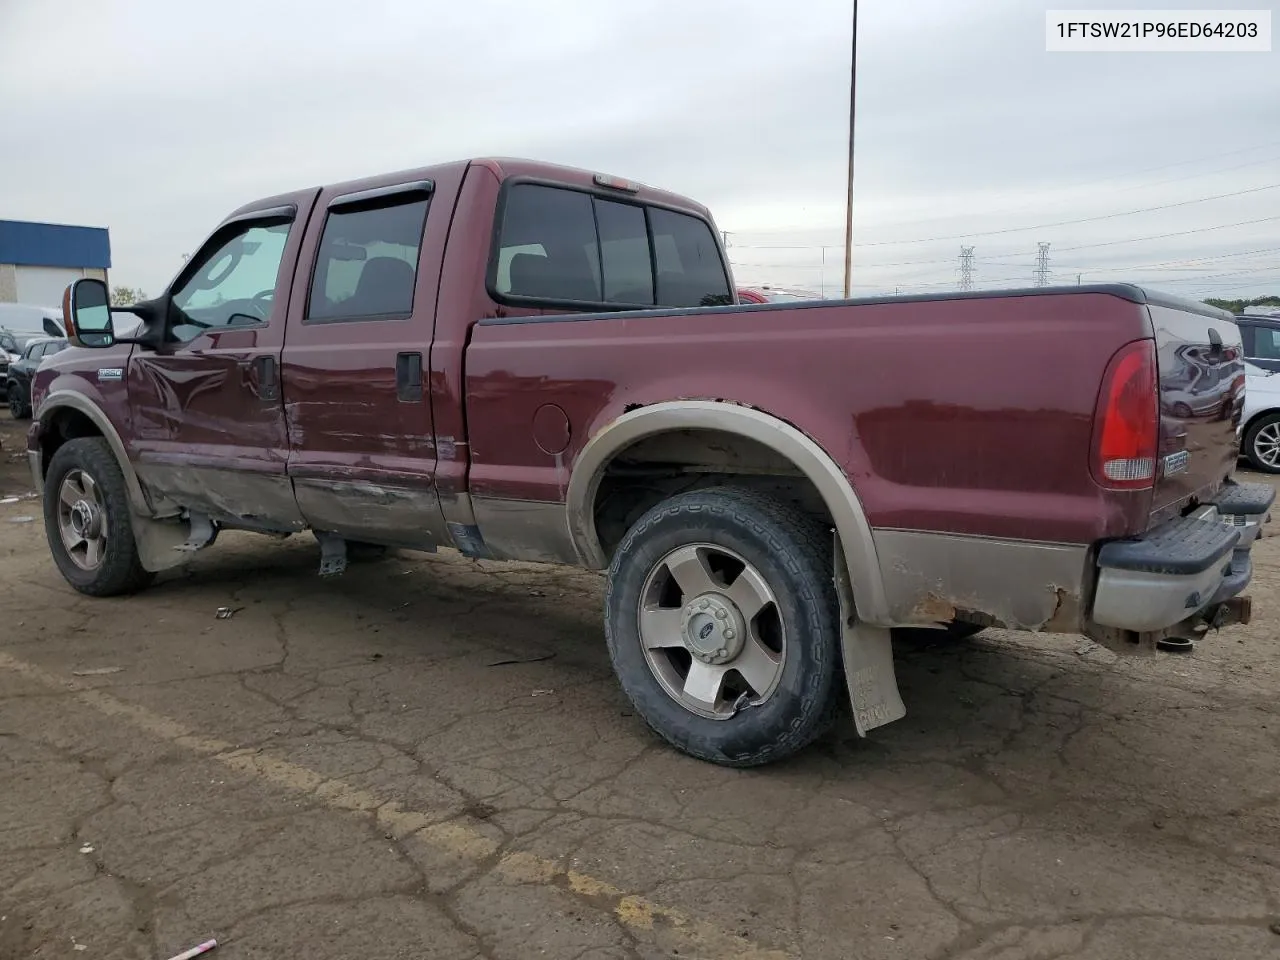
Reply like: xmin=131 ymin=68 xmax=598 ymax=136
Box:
xmin=4 ymin=409 xmax=1280 ymax=960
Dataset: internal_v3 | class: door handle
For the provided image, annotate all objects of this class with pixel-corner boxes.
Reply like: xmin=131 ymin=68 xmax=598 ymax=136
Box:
xmin=396 ymin=352 xmax=423 ymax=402
xmin=243 ymin=355 xmax=279 ymax=401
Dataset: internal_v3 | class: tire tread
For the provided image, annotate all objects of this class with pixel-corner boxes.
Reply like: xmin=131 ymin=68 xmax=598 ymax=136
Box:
xmin=605 ymin=486 xmax=844 ymax=767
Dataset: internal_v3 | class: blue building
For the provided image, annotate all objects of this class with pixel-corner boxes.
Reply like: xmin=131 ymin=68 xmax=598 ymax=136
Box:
xmin=0 ymin=219 xmax=111 ymax=307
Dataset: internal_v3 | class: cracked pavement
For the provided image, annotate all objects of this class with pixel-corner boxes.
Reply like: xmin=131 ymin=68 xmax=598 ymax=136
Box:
xmin=3 ymin=414 xmax=1280 ymax=959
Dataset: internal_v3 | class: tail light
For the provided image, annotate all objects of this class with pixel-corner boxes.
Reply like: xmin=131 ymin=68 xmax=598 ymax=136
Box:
xmin=1091 ymin=338 xmax=1158 ymax=490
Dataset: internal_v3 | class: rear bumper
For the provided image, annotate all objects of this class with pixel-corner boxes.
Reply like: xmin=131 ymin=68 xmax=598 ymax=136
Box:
xmin=1091 ymin=481 xmax=1273 ymax=633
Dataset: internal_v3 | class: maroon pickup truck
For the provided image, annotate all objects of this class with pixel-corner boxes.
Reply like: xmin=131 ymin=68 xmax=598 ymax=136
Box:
xmin=28 ymin=157 xmax=1271 ymax=767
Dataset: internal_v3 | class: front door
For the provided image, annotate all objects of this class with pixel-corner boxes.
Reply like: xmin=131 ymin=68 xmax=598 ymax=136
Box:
xmin=127 ymin=192 xmax=317 ymax=529
xmin=281 ymin=172 xmax=457 ymax=549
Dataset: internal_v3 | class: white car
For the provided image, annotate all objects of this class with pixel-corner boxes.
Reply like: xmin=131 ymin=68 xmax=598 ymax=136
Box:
xmin=1241 ymin=361 xmax=1280 ymax=473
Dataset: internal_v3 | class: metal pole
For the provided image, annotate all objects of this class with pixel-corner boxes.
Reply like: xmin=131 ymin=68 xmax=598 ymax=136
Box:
xmin=842 ymin=0 xmax=858 ymax=298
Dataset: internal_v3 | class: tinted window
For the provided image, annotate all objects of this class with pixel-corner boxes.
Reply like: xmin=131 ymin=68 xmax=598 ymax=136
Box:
xmin=493 ymin=184 xmax=729 ymax=308
xmin=596 ymin=200 xmax=652 ymax=304
xmin=495 ymin=186 xmax=601 ymax=303
xmin=1248 ymin=325 xmax=1280 ymax=360
xmin=649 ymin=208 xmax=731 ymax=308
xmin=170 ymin=220 xmax=292 ymax=342
xmin=307 ymin=196 xmax=429 ymax=322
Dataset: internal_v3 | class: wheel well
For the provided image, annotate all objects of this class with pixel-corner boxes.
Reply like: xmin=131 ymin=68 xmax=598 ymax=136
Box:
xmin=1243 ymin=407 xmax=1280 ymax=439
xmin=39 ymin=408 xmax=103 ymax=478
xmin=592 ymin=428 xmax=833 ymax=560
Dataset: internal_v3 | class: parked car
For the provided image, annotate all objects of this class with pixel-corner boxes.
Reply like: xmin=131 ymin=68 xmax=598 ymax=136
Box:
xmin=6 ymin=336 xmax=68 ymax=419
xmin=2 ymin=329 xmax=59 ymax=375
xmin=737 ymin=286 xmax=818 ymax=304
xmin=1237 ymin=312 xmax=1280 ymax=373
xmin=0 ymin=303 xmax=66 ymax=374
xmin=1240 ymin=360 xmax=1280 ymax=472
xmin=27 ymin=157 xmax=1271 ymax=767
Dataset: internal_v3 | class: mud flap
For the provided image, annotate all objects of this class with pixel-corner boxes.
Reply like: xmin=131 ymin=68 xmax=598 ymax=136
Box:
xmin=131 ymin=511 xmax=196 ymax=573
xmin=834 ymin=533 xmax=906 ymax=736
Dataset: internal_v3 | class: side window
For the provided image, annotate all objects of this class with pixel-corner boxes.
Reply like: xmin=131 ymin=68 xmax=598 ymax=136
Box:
xmin=1240 ymin=325 xmax=1257 ymax=355
xmin=494 ymin=185 xmax=601 ymax=303
xmin=1251 ymin=325 xmax=1280 ymax=360
xmin=306 ymin=196 xmax=429 ymax=323
xmin=492 ymin=184 xmax=730 ymax=309
xmin=648 ymin=208 xmax=732 ymax=308
xmin=170 ymin=219 xmax=292 ymax=342
xmin=26 ymin=343 xmax=44 ymax=360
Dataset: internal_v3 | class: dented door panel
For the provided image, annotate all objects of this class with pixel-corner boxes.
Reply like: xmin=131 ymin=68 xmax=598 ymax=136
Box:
xmin=127 ymin=190 xmax=318 ymax=527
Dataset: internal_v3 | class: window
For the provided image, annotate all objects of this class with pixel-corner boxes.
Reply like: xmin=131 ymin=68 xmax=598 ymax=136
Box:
xmin=648 ymin=207 xmax=731 ymax=308
xmin=170 ymin=219 xmax=292 ymax=342
xmin=494 ymin=186 xmax=600 ymax=303
xmin=306 ymin=196 xmax=429 ymax=322
xmin=1247 ymin=325 xmax=1280 ymax=360
xmin=596 ymin=200 xmax=652 ymax=304
xmin=492 ymin=183 xmax=731 ymax=309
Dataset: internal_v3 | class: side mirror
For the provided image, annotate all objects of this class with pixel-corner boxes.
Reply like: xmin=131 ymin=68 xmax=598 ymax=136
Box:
xmin=63 ymin=278 xmax=115 ymax=348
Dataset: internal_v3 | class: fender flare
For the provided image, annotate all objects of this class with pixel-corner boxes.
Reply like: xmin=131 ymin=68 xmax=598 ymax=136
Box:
xmin=36 ymin=391 xmax=152 ymax=515
xmin=564 ymin=400 xmax=892 ymax=625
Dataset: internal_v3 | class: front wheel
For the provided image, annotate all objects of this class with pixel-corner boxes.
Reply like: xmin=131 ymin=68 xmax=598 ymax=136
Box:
xmin=42 ymin=438 xmax=154 ymax=596
xmin=1244 ymin=413 xmax=1280 ymax=474
xmin=604 ymin=487 xmax=842 ymax=767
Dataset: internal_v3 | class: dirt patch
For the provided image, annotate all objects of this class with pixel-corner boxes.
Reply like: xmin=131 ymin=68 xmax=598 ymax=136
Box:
xmin=0 ymin=410 xmax=35 ymax=497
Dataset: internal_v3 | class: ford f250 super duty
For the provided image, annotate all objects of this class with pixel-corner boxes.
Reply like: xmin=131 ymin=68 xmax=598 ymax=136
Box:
xmin=27 ymin=157 xmax=1272 ymax=767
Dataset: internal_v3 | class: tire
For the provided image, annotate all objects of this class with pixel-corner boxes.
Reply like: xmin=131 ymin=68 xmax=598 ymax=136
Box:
xmin=604 ymin=487 xmax=842 ymax=767
xmin=1244 ymin=412 xmax=1280 ymax=474
xmin=42 ymin=438 xmax=154 ymax=596
xmin=7 ymin=383 xmax=29 ymax=419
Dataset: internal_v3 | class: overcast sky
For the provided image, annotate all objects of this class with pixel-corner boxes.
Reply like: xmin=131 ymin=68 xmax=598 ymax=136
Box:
xmin=1 ymin=0 xmax=1277 ymax=300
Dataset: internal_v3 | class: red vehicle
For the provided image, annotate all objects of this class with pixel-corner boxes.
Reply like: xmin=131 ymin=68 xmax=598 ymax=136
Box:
xmin=736 ymin=286 xmax=817 ymax=303
xmin=28 ymin=157 xmax=1270 ymax=767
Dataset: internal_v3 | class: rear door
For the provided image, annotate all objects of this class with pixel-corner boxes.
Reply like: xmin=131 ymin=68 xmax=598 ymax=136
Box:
xmin=281 ymin=169 xmax=463 ymax=549
xmin=126 ymin=191 xmax=317 ymax=528
xmin=1151 ymin=301 xmax=1246 ymax=516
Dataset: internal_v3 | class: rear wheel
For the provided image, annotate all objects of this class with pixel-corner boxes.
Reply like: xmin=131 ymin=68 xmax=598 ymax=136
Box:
xmin=8 ymin=383 xmax=29 ymax=419
xmin=1244 ymin=413 xmax=1280 ymax=474
xmin=43 ymin=438 xmax=153 ymax=596
xmin=604 ymin=487 xmax=842 ymax=767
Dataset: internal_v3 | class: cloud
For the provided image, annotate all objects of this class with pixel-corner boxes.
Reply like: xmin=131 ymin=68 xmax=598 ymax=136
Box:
xmin=1 ymin=0 xmax=1275 ymax=299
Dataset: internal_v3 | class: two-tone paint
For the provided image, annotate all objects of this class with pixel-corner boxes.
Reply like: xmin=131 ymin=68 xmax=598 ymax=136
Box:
xmin=27 ymin=157 xmax=1246 ymax=640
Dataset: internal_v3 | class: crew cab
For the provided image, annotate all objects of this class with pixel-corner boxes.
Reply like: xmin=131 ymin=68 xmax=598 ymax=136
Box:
xmin=27 ymin=157 xmax=1271 ymax=767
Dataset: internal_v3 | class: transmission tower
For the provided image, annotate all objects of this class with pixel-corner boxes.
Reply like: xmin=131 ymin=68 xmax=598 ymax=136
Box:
xmin=958 ymin=246 xmax=975 ymax=291
xmin=1033 ymin=242 xmax=1051 ymax=287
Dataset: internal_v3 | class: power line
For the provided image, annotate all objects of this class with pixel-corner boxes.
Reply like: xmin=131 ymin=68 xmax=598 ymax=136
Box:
xmin=728 ymin=139 xmax=1280 ymax=239
xmin=855 ymin=182 xmax=1280 ymax=248
xmin=1054 ymin=216 xmax=1280 ymax=253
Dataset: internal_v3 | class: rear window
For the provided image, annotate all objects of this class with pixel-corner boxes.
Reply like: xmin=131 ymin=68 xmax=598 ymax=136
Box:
xmin=492 ymin=183 xmax=730 ymax=309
